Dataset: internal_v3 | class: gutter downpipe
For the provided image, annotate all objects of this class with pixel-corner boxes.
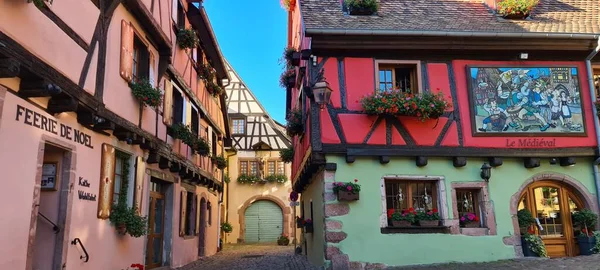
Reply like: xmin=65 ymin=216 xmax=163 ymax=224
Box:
xmin=585 ymin=37 xmax=600 ymax=214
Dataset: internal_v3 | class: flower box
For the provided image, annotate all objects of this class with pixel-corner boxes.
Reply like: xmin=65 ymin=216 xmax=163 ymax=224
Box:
xmin=392 ymin=221 xmax=412 ymax=227
xmin=418 ymin=220 xmax=439 ymax=227
xmin=349 ymin=7 xmax=375 ymax=15
xmin=502 ymin=13 xmax=529 ymax=20
xmin=463 ymin=222 xmax=480 ymax=228
xmin=337 ymin=191 xmax=359 ymax=201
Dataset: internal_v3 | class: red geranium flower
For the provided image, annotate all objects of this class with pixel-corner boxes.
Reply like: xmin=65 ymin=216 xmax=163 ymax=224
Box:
xmin=432 ymin=208 xmax=438 ymax=213
xmin=408 ymin=207 xmax=414 ymax=212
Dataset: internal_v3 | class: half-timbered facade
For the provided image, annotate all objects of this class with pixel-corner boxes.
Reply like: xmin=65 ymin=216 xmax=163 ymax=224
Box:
xmin=286 ymin=0 xmax=600 ymax=268
xmin=0 ymin=0 xmax=228 ymax=269
xmin=222 ymin=61 xmax=297 ymax=244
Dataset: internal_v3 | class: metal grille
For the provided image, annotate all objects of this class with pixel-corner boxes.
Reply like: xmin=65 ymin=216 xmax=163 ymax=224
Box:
xmin=385 ymin=181 xmax=436 ymax=212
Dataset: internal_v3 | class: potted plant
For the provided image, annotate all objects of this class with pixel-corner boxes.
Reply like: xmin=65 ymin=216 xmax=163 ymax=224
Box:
xmin=573 ymin=209 xmax=598 ymax=255
xmin=207 ymin=80 xmax=224 ymax=96
xmin=517 ymin=208 xmax=536 ymax=234
xmin=285 ymin=108 xmax=303 ymax=137
xmin=129 ymin=78 xmax=162 ymax=108
xmin=221 ymin=222 xmax=233 ymax=234
xmin=332 ymin=179 xmax=361 ymax=201
xmin=280 ymin=0 xmax=296 ymax=11
xmin=237 ymin=174 xmax=260 ymax=184
xmin=212 ymin=154 xmax=227 ymax=169
xmin=296 ymin=216 xmax=304 ymax=228
xmin=277 ymin=234 xmax=290 ymax=246
xmin=176 ymin=28 xmax=199 ymax=49
xmin=360 ymin=90 xmax=451 ymax=121
xmin=304 ymin=219 xmax=313 ymax=233
xmin=522 ymin=233 xmax=548 ymax=257
xmin=497 ymin=0 xmax=539 ymax=19
xmin=346 ymin=0 xmax=378 ymax=15
xmin=193 ymin=136 xmax=210 ymax=156
xmin=460 ymin=212 xmax=480 ymax=228
xmin=390 ymin=209 xmax=417 ymax=227
xmin=280 ymin=148 xmax=294 ymax=163
xmin=280 ymin=69 xmax=296 ymax=89
xmin=170 ymin=123 xmax=192 ymax=144
xmin=265 ymin=174 xmax=288 ymax=184
xmin=416 ymin=209 xmax=440 ymax=227
xmin=281 ymin=47 xmax=301 ymax=67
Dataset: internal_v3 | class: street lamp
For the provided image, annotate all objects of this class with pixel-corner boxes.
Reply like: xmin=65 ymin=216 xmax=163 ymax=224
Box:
xmin=480 ymin=162 xmax=492 ymax=182
xmin=312 ymin=80 xmax=333 ymax=109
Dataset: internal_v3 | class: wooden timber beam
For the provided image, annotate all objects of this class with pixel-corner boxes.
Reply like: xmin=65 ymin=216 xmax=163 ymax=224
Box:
xmin=0 ymin=57 xmax=20 ymax=78
xmin=47 ymin=95 xmax=78 ymax=114
xmin=158 ymin=156 xmax=170 ymax=170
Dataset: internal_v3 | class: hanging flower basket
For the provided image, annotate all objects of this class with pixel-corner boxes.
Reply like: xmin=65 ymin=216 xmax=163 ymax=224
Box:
xmin=207 ymin=81 xmax=224 ymax=97
xmin=212 ymin=155 xmax=227 ymax=169
xmin=332 ymin=179 xmax=361 ymax=201
xmin=177 ymin=28 xmax=199 ymax=49
xmin=304 ymin=219 xmax=314 ymax=233
xmin=280 ymin=148 xmax=294 ymax=163
xmin=129 ymin=78 xmax=162 ymax=108
xmin=360 ymin=89 xmax=451 ymax=121
xmin=194 ymin=137 xmax=210 ymax=156
xmin=285 ymin=108 xmax=303 ymax=136
xmin=280 ymin=69 xmax=296 ymax=89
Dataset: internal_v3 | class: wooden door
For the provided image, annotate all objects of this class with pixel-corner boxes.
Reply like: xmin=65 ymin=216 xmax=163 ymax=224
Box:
xmin=518 ymin=181 xmax=584 ymax=257
xmin=146 ymin=187 xmax=166 ymax=269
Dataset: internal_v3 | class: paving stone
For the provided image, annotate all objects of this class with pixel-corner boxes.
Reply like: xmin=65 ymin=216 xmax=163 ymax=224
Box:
xmin=175 ymin=244 xmax=320 ymax=270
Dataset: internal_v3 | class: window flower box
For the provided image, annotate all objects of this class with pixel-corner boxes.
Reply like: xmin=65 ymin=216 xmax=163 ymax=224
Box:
xmin=418 ymin=220 xmax=440 ymax=227
xmin=389 ymin=208 xmax=416 ymax=227
xmin=496 ymin=0 xmax=539 ymax=20
xmin=360 ymin=90 xmax=451 ymax=121
xmin=176 ymin=28 xmax=199 ymax=49
xmin=392 ymin=220 xmax=412 ymax=227
xmin=130 ymin=78 xmax=162 ymax=108
xmin=460 ymin=212 xmax=480 ymax=228
xmin=285 ymin=108 xmax=303 ymax=137
xmin=332 ymin=179 xmax=361 ymax=201
xmin=416 ymin=209 xmax=440 ymax=227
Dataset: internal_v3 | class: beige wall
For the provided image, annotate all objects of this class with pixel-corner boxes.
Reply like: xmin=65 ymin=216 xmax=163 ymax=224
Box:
xmin=225 ymin=150 xmax=298 ymax=243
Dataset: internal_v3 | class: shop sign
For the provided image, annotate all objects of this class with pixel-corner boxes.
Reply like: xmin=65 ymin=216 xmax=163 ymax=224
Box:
xmin=78 ymin=176 xmax=97 ymax=201
xmin=15 ymin=104 xmax=93 ymax=149
xmin=505 ymin=138 xmax=556 ymax=148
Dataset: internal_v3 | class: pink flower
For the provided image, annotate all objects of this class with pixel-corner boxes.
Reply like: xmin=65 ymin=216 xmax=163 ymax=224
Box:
xmin=460 ymin=217 xmax=466 ymax=221
xmin=347 ymin=186 xmax=352 ymax=191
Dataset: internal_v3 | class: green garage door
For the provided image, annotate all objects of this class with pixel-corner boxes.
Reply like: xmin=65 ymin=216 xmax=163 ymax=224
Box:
xmin=244 ymin=200 xmax=283 ymax=243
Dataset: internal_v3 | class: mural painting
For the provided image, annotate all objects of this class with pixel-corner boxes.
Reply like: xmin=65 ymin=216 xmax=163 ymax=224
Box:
xmin=468 ymin=67 xmax=585 ymax=136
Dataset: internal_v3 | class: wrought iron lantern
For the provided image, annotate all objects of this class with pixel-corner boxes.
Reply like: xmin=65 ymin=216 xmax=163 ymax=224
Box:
xmin=480 ymin=162 xmax=492 ymax=182
xmin=312 ymin=80 xmax=333 ymax=109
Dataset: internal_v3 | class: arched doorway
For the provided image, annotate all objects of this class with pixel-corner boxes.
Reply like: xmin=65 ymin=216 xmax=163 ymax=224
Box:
xmin=518 ymin=180 xmax=586 ymax=257
xmin=244 ymin=200 xmax=283 ymax=243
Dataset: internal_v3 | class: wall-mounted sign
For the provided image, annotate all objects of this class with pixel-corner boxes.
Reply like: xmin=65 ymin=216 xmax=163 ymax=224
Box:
xmin=41 ymin=163 xmax=58 ymax=191
xmin=77 ymin=176 xmax=96 ymax=201
xmin=468 ymin=67 xmax=585 ymax=136
xmin=15 ymin=104 xmax=94 ymax=149
xmin=506 ymin=138 xmax=556 ymax=148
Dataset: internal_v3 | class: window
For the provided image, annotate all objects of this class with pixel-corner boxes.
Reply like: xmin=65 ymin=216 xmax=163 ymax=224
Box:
xmin=183 ymin=191 xmax=196 ymax=236
xmin=376 ymin=61 xmax=421 ymax=93
xmin=190 ymin=106 xmax=199 ymax=135
xmin=456 ymin=189 xmax=482 ymax=228
xmin=113 ymin=151 xmax=131 ymax=205
xmin=267 ymin=161 xmax=276 ymax=176
xmin=385 ymin=180 xmax=437 ymax=213
xmin=172 ymin=85 xmax=184 ymax=124
xmin=132 ymin=35 xmax=149 ymax=81
xmin=231 ymin=119 xmax=245 ymax=135
xmin=277 ymin=161 xmax=285 ymax=175
xmin=249 ymin=161 xmax=258 ymax=176
xmin=240 ymin=161 xmax=249 ymax=175
xmin=176 ymin=0 xmax=185 ymax=29
xmin=211 ymin=132 xmax=217 ymax=155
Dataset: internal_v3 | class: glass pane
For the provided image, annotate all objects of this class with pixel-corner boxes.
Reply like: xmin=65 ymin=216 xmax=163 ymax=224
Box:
xmin=568 ymin=195 xmax=582 ymax=236
xmin=154 ymin=198 xmax=164 ymax=234
xmin=518 ymin=195 xmax=527 ymax=211
xmin=533 ymin=186 xmax=563 ymax=237
xmin=115 ymin=157 xmax=122 ymax=175
xmin=385 ymin=70 xmax=392 ymax=81
xmin=411 ymin=182 xmax=435 ymax=211
xmin=379 ymin=83 xmax=386 ymax=90
xmin=113 ymin=175 xmax=122 ymax=204
xmin=152 ymin=237 xmax=162 ymax=264
xmin=457 ymin=189 xmax=481 ymax=227
xmin=379 ymin=70 xmax=385 ymax=82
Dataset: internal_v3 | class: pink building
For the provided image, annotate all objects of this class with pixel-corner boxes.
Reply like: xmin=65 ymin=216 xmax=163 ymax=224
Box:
xmin=0 ymin=0 xmax=230 ymax=269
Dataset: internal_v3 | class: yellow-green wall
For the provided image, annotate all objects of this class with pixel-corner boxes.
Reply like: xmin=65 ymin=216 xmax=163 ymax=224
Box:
xmin=311 ymin=155 xmax=597 ymax=267
xmin=302 ymin=171 xmax=326 ymax=266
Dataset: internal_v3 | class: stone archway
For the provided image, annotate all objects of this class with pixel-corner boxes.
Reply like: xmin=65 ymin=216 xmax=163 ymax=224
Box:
xmin=505 ymin=172 xmax=599 ymax=257
xmin=237 ymin=195 xmax=291 ymax=243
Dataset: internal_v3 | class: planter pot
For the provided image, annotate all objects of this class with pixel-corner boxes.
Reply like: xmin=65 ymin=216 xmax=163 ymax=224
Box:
xmin=349 ymin=6 xmax=375 ymax=15
xmin=577 ymin=235 xmax=597 ymax=255
xmin=297 ymin=220 xmax=304 ymax=228
xmin=418 ymin=220 xmax=439 ymax=227
xmin=197 ymin=148 xmax=209 ymax=156
xmin=116 ymin=224 xmax=127 ymax=235
xmin=337 ymin=191 xmax=359 ymax=201
xmin=291 ymin=52 xmax=301 ymax=67
xmin=502 ymin=13 xmax=529 ymax=20
xmin=392 ymin=220 xmax=412 ymax=227
xmin=521 ymin=237 xmax=540 ymax=257
xmin=463 ymin=222 xmax=480 ymax=228
xmin=277 ymin=239 xmax=290 ymax=246
xmin=305 ymin=224 xmax=314 ymax=233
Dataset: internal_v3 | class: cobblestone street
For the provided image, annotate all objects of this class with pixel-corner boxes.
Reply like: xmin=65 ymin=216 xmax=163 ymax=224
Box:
xmin=176 ymin=244 xmax=319 ymax=270
xmin=392 ymin=255 xmax=600 ymax=270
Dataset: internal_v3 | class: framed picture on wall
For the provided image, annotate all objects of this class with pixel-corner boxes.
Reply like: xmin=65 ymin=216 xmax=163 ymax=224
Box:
xmin=467 ymin=66 xmax=586 ymax=136
xmin=41 ymin=163 xmax=58 ymax=191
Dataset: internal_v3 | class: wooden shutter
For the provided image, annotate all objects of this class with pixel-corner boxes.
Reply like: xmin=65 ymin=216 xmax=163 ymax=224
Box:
xmin=164 ymin=80 xmax=173 ymax=125
xmin=98 ymin=144 xmax=116 ymax=219
xmin=185 ymin=101 xmax=192 ymax=126
xmin=171 ymin=0 xmax=178 ymax=23
xmin=207 ymin=126 xmax=213 ymax=155
xmin=119 ymin=20 xmax=134 ymax=82
xmin=179 ymin=190 xmax=187 ymax=236
xmin=134 ymin=156 xmax=146 ymax=215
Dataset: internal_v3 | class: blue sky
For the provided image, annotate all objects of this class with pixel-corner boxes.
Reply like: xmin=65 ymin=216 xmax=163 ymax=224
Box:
xmin=204 ymin=1 xmax=288 ymax=123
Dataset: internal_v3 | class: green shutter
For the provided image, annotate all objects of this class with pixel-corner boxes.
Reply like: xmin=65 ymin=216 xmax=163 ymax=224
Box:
xmin=244 ymin=200 xmax=283 ymax=243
